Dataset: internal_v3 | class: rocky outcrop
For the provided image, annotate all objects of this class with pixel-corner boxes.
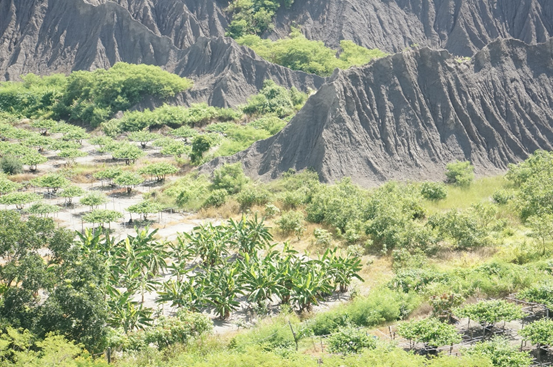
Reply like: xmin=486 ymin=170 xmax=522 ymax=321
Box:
xmin=201 ymin=38 xmax=553 ymax=186
xmin=270 ymin=0 xmax=553 ymax=56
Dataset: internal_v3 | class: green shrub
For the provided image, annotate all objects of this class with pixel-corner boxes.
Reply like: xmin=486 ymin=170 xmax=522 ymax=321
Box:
xmin=492 ymin=190 xmax=514 ymax=205
xmin=420 ymin=182 xmax=447 ymax=201
xmin=203 ymin=189 xmax=228 ymax=208
xmin=236 ymin=186 xmax=271 ymax=210
xmin=276 ymin=210 xmax=305 ymax=238
xmin=264 ymin=204 xmax=280 ymax=218
xmin=445 ymin=160 xmax=474 ymax=187
xmin=327 ymin=325 xmax=377 ymax=354
xmin=212 ymin=163 xmax=248 ymax=194
xmin=236 ymin=31 xmax=387 ymax=76
xmin=0 ymin=155 xmax=23 ymax=175
xmin=309 ymin=288 xmax=421 ymax=335
xmin=454 ymin=300 xmax=524 ymax=327
xmin=519 ymin=319 xmax=553 ymax=348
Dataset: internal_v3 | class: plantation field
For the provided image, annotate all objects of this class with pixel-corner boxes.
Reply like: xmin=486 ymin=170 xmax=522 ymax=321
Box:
xmin=2 ymin=66 xmax=553 ymax=367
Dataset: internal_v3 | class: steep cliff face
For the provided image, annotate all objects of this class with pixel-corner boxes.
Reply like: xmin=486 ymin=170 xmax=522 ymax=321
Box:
xmin=271 ymin=0 xmax=553 ymax=56
xmin=0 ymin=0 xmax=182 ymax=79
xmin=201 ymin=38 xmax=553 ymax=186
xmin=85 ymin=0 xmax=229 ymax=50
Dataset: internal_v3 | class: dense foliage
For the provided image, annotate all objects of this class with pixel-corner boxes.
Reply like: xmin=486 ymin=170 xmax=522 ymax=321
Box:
xmin=0 ymin=63 xmax=192 ymax=126
xmin=237 ymin=30 xmax=387 ymax=76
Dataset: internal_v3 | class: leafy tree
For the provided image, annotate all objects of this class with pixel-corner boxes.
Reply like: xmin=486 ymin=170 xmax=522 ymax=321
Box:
xmin=445 ymin=160 xmax=474 ymax=187
xmin=526 ymin=213 xmax=553 ymax=254
xmin=138 ymin=162 xmax=179 ymax=182
xmin=31 ymin=173 xmax=70 ymax=194
xmin=170 ymin=126 xmax=198 ymax=142
xmin=0 ymin=192 xmax=41 ymax=209
xmin=211 ymin=162 xmax=248 ymax=194
xmin=80 ymin=192 xmax=108 ymax=210
xmin=93 ymin=167 xmax=123 ymax=186
xmin=58 ymin=185 xmax=85 ymax=205
xmin=128 ymin=130 xmax=159 ymax=149
xmin=61 ymin=126 xmax=89 ymax=144
xmin=161 ymin=140 xmax=190 ymax=158
xmin=236 ymin=186 xmax=271 ymax=210
xmin=127 ymin=201 xmax=164 ymax=221
xmin=112 ymin=143 xmax=145 ymax=165
xmin=20 ymin=150 xmax=48 ymax=171
xmin=464 ymin=337 xmax=532 ymax=367
xmin=82 ymin=209 xmax=123 ymax=228
xmin=236 ymin=31 xmax=387 ymax=76
xmin=54 ymin=63 xmax=193 ymax=126
xmin=517 ymin=283 xmax=553 ymax=309
xmin=114 ymin=171 xmax=144 ymax=194
xmin=58 ymin=148 xmax=86 ymax=166
xmin=190 ymin=135 xmax=213 ymax=164
xmin=31 ymin=119 xmax=57 ymax=135
xmin=22 ymin=133 xmax=53 ymax=152
xmin=327 ymin=325 xmax=377 ymax=354
xmin=203 ymin=189 xmax=228 ymax=207
xmin=397 ymin=318 xmax=461 ymax=349
xmin=520 ymin=319 xmax=553 ymax=349
xmin=276 ymin=210 xmax=305 ymax=239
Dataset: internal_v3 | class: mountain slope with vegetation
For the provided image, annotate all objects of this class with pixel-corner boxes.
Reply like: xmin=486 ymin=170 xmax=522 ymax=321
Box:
xmin=202 ymin=37 xmax=553 ymax=185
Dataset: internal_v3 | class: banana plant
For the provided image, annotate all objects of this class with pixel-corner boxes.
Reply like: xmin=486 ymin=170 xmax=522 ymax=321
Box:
xmin=228 ymin=214 xmax=273 ymax=254
xmin=157 ymin=276 xmax=209 ymax=311
xmin=238 ymin=252 xmax=284 ymax=307
xmin=320 ymin=248 xmax=364 ymax=292
xmin=107 ymin=289 xmax=153 ymax=333
xmin=167 ymin=237 xmax=193 ymax=283
xmin=202 ymin=266 xmax=243 ymax=319
xmin=127 ymin=227 xmax=167 ymax=277
xmin=181 ymin=223 xmax=230 ymax=267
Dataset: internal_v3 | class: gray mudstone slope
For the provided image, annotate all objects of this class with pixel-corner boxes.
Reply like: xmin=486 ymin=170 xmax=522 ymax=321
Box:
xmin=201 ymin=38 xmax=553 ymax=186
xmin=270 ymin=0 xmax=553 ymax=56
xmin=0 ymin=0 xmax=323 ymax=106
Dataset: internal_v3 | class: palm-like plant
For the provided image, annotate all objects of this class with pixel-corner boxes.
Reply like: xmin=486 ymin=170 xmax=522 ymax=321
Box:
xmin=228 ymin=214 xmax=272 ymax=254
xmin=202 ymin=266 xmax=243 ymax=319
xmin=238 ymin=252 xmax=284 ymax=307
xmin=320 ymin=249 xmax=364 ymax=292
xmin=182 ymin=223 xmax=230 ymax=267
xmin=157 ymin=277 xmax=208 ymax=311
xmin=107 ymin=290 xmax=153 ymax=333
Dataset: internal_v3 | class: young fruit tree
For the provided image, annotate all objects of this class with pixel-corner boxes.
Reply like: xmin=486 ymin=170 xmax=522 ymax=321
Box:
xmin=397 ymin=318 xmax=461 ymax=350
xmin=127 ymin=201 xmax=164 ymax=221
xmin=59 ymin=185 xmax=85 ymax=205
xmin=454 ymin=300 xmax=524 ymax=335
xmin=519 ymin=319 xmax=553 ymax=350
xmin=82 ymin=209 xmax=123 ymax=229
xmin=138 ymin=162 xmax=179 ymax=182
xmin=114 ymin=172 xmax=144 ymax=194
xmin=80 ymin=192 xmax=109 ymax=210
